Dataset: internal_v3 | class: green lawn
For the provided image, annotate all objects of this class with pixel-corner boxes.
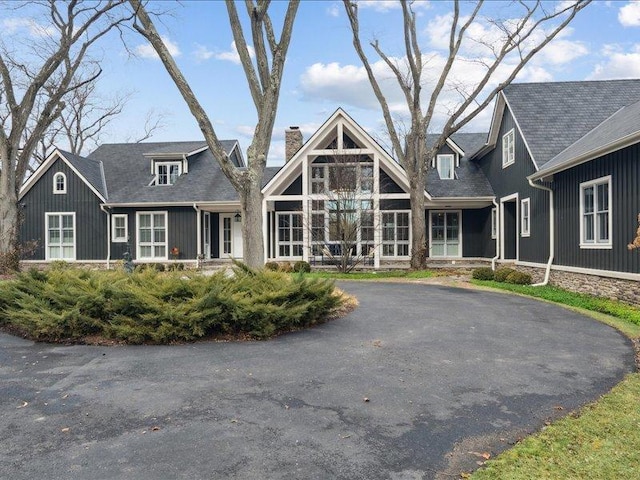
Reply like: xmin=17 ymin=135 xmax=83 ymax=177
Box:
xmin=303 ymin=269 xmax=436 ymax=280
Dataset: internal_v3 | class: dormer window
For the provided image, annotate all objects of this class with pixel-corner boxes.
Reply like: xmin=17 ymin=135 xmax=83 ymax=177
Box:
xmin=155 ymin=162 xmax=182 ymax=185
xmin=436 ymin=154 xmax=455 ymax=180
xmin=53 ymin=172 xmax=67 ymax=194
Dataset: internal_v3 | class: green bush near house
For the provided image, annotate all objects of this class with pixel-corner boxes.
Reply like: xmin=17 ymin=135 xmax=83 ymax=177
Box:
xmin=505 ymin=270 xmax=532 ymax=285
xmin=293 ymin=260 xmax=311 ymax=273
xmin=0 ymin=265 xmax=343 ymax=344
xmin=494 ymin=267 xmax=517 ymax=282
xmin=472 ymin=267 xmax=495 ymax=281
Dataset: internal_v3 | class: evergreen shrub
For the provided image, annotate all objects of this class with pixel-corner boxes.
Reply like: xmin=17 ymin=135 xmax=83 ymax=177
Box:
xmin=472 ymin=267 xmax=495 ymax=281
xmin=0 ymin=265 xmax=342 ymax=344
xmin=505 ymin=270 xmax=532 ymax=285
xmin=494 ymin=267 xmax=517 ymax=282
xmin=293 ymin=261 xmax=311 ymax=273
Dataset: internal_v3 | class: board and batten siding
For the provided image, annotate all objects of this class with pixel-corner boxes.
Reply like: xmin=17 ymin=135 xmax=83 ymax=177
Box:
xmin=20 ymin=157 xmax=107 ymax=261
xmin=553 ymin=142 xmax=640 ymax=274
xmin=477 ymin=107 xmax=550 ymax=263
xmin=462 ymin=207 xmax=495 ymax=258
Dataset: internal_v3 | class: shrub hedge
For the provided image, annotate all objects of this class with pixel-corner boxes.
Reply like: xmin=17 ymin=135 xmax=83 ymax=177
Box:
xmin=494 ymin=267 xmax=517 ymax=282
xmin=505 ymin=270 xmax=532 ymax=285
xmin=0 ymin=265 xmax=343 ymax=344
xmin=472 ymin=267 xmax=495 ymax=281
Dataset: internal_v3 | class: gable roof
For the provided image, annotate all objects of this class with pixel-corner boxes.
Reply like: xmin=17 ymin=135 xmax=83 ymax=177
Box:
xmin=90 ymin=140 xmax=244 ymax=204
xmin=19 ymin=149 xmax=107 ymax=202
xmin=531 ymin=98 xmax=640 ymax=180
xmin=502 ymin=79 xmax=640 ymax=170
xmin=426 ymin=132 xmax=493 ymax=198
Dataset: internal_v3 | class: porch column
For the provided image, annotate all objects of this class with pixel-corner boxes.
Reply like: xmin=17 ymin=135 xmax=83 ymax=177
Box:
xmin=302 ymin=154 xmax=309 ymax=262
xmin=373 ymin=153 xmax=381 ymax=269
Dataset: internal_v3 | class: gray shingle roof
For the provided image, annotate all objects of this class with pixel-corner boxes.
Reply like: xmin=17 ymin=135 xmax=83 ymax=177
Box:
xmin=89 ymin=141 xmax=242 ymax=204
xmin=425 ymin=132 xmax=494 ymax=198
xmin=503 ymin=79 xmax=640 ymax=169
xmin=142 ymin=141 xmax=209 ymax=156
xmin=59 ymin=149 xmax=107 ymax=199
xmin=538 ymin=99 xmax=640 ymax=175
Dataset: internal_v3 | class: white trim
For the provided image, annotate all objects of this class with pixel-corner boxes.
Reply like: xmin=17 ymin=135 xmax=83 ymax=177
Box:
xmin=45 ymin=212 xmax=76 ymax=261
xmin=499 ymin=193 xmax=519 ymax=261
xmin=275 ymin=211 xmax=304 ymax=259
xmin=111 ymin=214 xmax=128 ymax=243
xmin=103 ymin=201 xmax=242 ymax=208
xmin=154 ymin=161 xmax=182 ymax=186
xmin=515 ymin=260 xmax=640 ymax=282
xmin=136 ymin=211 xmax=168 ymax=260
xmin=520 ymin=198 xmax=531 ymax=237
xmin=491 ymin=207 xmax=497 ymax=239
xmin=53 ymin=172 xmax=67 ymax=194
xmin=380 ymin=210 xmax=411 ymax=258
xmin=502 ymin=128 xmax=515 ymax=168
xmin=579 ymin=175 xmax=612 ymax=249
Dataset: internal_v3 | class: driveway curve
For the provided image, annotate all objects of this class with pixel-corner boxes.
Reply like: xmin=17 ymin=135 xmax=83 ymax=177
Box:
xmin=0 ymin=281 xmax=634 ymax=479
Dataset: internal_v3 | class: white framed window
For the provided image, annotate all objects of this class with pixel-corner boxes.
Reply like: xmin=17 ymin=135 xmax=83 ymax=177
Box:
xmin=45 ymin=212 xmax=75 ymax=260
xmin=381 ymin=211 xmax=410 ymax=257
xmin=112 ymin=214 xmax=128 ymax=243
xmin=53 ymin=172 xmax=67 ymax=194
xmin=580 ymin=176 xmax=612 ymax=249
xmin=309 ymin=161 xmax=374 ymax=194
xmin=311 ymin=166 xmax=326 ymax=194
xmin=137 ymin=211 xmax=167 ymax=259
xmin=277 ymin=212 xmax=304 ymax=258
xmin=491 ymin=207 xmax=497 ymax=239
xmin=436 ymin=154 xmax=455 ymax=179
xmin=502 ymin=129 xmax=515 ymax=168
xmin=520 ymin=198 xmax=531 ymax=237
xmin=155 ymin=162 xmax=182 ymax=185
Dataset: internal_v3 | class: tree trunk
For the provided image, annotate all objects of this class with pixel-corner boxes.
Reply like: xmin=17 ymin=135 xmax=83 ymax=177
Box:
xmin=0 ymin=184 xmax=19 ymax=255
xmin=409 ymin=174 xmax=427 ymax=270
xmin=240 ymin=180 xmax=264 ymax=269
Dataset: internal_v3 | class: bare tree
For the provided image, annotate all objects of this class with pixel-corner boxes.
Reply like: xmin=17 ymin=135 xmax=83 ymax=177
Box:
xmin=307 ymin=153 xmax=377 ymax=273
xmin=344 ymin=0 xmax=591 ymax=269
xmin=0 ymin=0 xmax=133 ymax=258
xmin=130 ymin=0 xmax=299 ymax=268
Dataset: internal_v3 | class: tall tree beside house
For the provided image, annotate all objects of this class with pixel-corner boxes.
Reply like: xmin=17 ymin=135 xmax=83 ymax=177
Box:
xmin=343 ymin=0 xmax=590 ymax=269
xmin=0 ymin=0 xmax=133 ymax=267
xmin=129 ymin=0 xmax=299 ymax=269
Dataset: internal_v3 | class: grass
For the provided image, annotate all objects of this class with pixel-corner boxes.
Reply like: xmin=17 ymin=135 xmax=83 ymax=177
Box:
xmin=469 ymin=279 xmax=640 ymax=479
xmin=303 ymin=269 xmax=436 ymax=280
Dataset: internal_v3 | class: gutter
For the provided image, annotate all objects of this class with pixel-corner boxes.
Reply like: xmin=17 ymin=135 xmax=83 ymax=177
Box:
xmin=527 ymin=178 xmax=554 ymax=286
xmin=492 ymin=198 xmax=500 ymax=271
xmin=100 ymin=205 xmax=111 ymax=269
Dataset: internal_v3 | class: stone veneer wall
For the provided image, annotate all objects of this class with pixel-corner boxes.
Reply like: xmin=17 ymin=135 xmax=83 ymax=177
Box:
xmin=511 ymin=264 xmax=640 ymax=307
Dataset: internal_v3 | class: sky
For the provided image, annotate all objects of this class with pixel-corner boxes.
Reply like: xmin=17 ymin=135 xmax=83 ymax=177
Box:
xmin=3 ymin=0 xmax=640 ymax=165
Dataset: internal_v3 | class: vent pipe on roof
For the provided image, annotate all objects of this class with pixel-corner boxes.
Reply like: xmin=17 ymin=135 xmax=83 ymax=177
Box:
xmin=285 ymin=126 xmax=303 ymax=163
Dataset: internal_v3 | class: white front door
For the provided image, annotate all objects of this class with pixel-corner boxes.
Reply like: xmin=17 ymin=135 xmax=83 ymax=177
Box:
xmin=203 ymin=212 xmax=211 ymax=259
xmin=220 ymin=214 xmax=243 ymax=259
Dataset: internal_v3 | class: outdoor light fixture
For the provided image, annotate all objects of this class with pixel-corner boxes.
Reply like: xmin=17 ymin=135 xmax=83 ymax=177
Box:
xmin=234 ymin=212 xmax=241 ymax=222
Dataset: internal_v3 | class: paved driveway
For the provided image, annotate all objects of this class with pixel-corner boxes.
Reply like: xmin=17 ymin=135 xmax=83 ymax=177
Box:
xmin=0 ymin=282 xmax=634 ymax=479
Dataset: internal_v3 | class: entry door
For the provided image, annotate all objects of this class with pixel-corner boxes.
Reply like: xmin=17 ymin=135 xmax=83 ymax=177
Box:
xmin=219 ymin=215 xmax=243 ymax=259
xmin=430 ymin=211 xmax=460 ymax=257
xmin=203 ymin=212 xmax=211 ymax=259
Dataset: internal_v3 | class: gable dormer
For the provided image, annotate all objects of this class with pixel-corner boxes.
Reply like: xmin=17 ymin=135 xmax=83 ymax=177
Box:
xmin=143 ymin=142 xmax=209 ymax=186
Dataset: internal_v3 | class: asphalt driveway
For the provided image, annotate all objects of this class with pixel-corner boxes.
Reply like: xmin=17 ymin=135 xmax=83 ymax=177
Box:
xmin=0 ymin=281 xmax=634 ymax=479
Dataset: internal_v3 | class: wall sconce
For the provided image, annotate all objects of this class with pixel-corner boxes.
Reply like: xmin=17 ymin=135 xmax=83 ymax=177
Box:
xmin=234 ymin=212 xmax=242 ymax=222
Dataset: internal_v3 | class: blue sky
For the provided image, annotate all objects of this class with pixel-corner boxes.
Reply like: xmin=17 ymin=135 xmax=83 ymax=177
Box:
xmin=4 ymin=1 xmax=640 ymax=165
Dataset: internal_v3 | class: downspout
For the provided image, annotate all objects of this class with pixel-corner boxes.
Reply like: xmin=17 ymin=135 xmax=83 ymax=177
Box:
xmin=100 ymin=205 xmax=111 ymax=269
xmin=528 ymin=178 xmax=554 ymax=286
xmin=492 ymin=198 xmax=500 ymax=271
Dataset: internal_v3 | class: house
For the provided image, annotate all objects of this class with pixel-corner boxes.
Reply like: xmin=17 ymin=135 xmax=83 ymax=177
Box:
xmin=18 ymin=79 xmax=640 ymax=302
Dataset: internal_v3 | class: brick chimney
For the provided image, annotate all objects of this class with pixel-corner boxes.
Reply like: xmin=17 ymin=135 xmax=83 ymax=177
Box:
xmin=285 ymin=126 xmax=303 ymax=162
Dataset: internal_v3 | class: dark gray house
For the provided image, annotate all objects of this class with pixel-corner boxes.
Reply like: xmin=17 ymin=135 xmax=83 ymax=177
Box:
xmin=18 ymin=79 xmax=640 ymax=299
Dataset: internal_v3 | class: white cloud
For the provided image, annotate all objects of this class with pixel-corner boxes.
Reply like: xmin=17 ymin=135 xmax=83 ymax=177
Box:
xmin=619 ymin=1 xmax=640 ymax=27
xmin=193 ymin=43 xmax=214 ymax=61
xmin=588 ymin=44 xmax=640 ymax=79
xmin=214 ymin=41 xmax=255 ymax=64
xmin=357 ymin=0 xmax=430 ymax=13
xmin=2 ymin=17 xmax=57 ymax=37
xmin=326 ymin=2 xmax=341 ymax=17
xmin=235 ymin=125 xmax=256 ymax=137
xmin=135 ymin=36 xmax=181 ymax=60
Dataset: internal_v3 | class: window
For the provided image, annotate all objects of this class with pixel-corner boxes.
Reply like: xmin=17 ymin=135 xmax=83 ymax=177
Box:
xmin=46 ymin=213 xmax=75 ymax=260
xmin=580 ymin=176 xmax=611 ymax=248
xmin=436 ymin=154 xmax=455 ymax=180
xmin=430 ymin=211 xmax=460 ymax=257
xmin=502 ymin=129 xmax=515 ymax=167
xmin=309 ymin=161 xmax=374 ymax=194
xmin=277 ymin=213 xmax=303 ymax=257
xmin=491 ymin=208 xmax=497 ymax=239
xmin=520 ymin=198 xmax=530 ymax=237
xmin=53 ymin=172 xmax=67 ymax=194
xmin=155 ymin=162 xmax=181 ymax=185
xmin=137 ymin=212 xmax=167 ymax=259
xmin=112 ymin=214 xmax=128 ymax=243
xmin=382 ymin=211 xmax=410 ymax=257
xmin=311 ymin=166 xmax=326 ymax=194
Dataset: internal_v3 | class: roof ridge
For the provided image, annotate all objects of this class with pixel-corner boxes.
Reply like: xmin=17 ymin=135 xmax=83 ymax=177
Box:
xmin=505 ymin=78 xmax=640 ymax=88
